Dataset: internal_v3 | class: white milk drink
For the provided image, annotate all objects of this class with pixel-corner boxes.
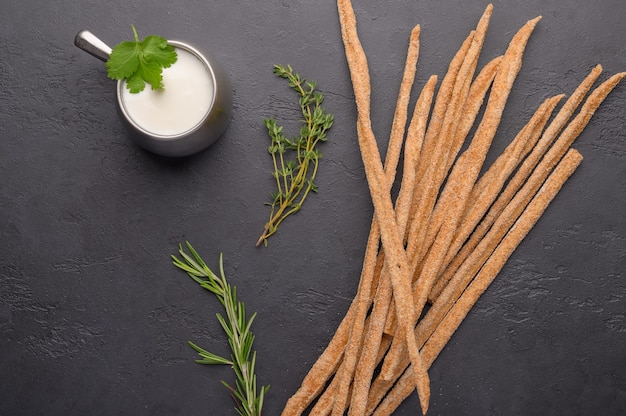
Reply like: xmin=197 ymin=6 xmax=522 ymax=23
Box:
xmin=120 ymin=47 xmax=214 ymax=136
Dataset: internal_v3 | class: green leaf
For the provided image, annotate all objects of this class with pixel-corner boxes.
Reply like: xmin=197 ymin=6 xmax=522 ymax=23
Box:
xmin=175 ymin=245 xmax=268 ymax=416
xmin=141 ymin=35 xmax=177 ymax=67
xmin=106 ymin=24 xmax=177 ymax=93
xmin=105 ymin=41 xmax=140 ymax=79
xmin=188 ymin=341 xmax=232 ymax=365
xmin=125 ymin=72 xmax=150 ymax=94
xmin=256 ymin=64 xmax=334 ymax=247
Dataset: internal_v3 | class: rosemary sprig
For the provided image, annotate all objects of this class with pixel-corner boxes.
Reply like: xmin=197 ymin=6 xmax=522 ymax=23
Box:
xmin=256 ymin=64 xmax=334 ymax=247
xmin=172 ymin=242 xmax=269 ymax=416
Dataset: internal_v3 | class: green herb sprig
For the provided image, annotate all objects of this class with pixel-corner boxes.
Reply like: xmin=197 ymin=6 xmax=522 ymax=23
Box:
xmin=106 ymin=24 xmax=177 ymax=93
xmin=172 ymin=242 xmax=269 ymax=416
xmin=256 ymin=64 xmax=334 ymax=246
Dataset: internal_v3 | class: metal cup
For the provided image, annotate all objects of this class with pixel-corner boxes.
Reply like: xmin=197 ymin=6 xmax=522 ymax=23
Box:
xmin=74 ymin=30 xmax=232 ymax=157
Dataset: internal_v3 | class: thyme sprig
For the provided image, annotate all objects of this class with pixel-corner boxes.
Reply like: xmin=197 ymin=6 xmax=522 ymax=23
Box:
xmin=256 ymin=64 xmax=334 ymax=246
xmin=172 ymin=242 xmax=269 ymax=416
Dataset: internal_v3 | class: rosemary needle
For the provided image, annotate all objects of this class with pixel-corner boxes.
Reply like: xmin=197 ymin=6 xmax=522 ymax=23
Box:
xmin=172 ymin=242 xmax=269 ymax=416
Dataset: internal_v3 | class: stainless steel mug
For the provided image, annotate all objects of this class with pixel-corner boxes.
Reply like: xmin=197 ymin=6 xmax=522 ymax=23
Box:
xmin=74 ymin=30 xmax=232 ymax=157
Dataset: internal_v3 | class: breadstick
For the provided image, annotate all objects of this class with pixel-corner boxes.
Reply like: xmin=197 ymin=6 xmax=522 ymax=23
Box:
xmin=437 ymin=65 xmax=604 ymax=304
xmin=348 ymin=75 xmax=437 ymax=416
xmin=330 ymin=224 xmax=380 ymax=416
xmin=310 ymin=357 xmax=352 ymax=416
xmin=380 ymin=15 xmax=540 ymax=382
xmin=375 ymin=75 xmax=439 ymax=340
xmin=384 ymin=24 xmax=422 ymax=178
xmin=443 ymin=55 xmax=503 ymax=175
xmin=367 ymin=69 xmax=625 ymax=413
xmin=282 ymin=18 xmax=428 ymax=416
xmin=353 ymin=119 xmax=430 ymax=413
xmin=396 ymin=74 xmax=438 ymax=234
xmin=438 ymin=69 xmax=624 ymax=312
xmin=405 ymin=6 xmax=492 ymax=258
xmin=428 ymin=93 xmax=564 ymax=302
xmin=425 ymin=154 xmax=584 ymax=363
xmin=465 ymin=95 xmax=563 ymax=209
xmin=447 ymin=64 xmax=603 ymax=263
xmin=332 ymin=23 xmax=422 ymax=415
xmin=371 ymin=148 xmax=583 ymax=416
xmin=381 ymin=6 xmax=493 ymax=339
xmin=366 ymin=147 xmax=584 ymax=414
xmin=382 ymin=28 xmax=478 ymax=337
xmin=402 ymin=7 xmax=494 ymax=301
xmin=409 ymin=30 xmax=475 ymax=216
xmin=281 ymin=225 xmax=385 ymax=415
xmin=382 ymin=54 xmax=501 ymax=337
xmin=411 ymin=14 xmax=541 ymax=278
xmin=337 ymin=0 xmax=430 ymax=413
xmin=419 ymin=100 xmax=571 ymax=350
xmin=372 ymin=69 xmax=625 ymax=408
xmin=404 ymin=54 xmax=503 ymax=280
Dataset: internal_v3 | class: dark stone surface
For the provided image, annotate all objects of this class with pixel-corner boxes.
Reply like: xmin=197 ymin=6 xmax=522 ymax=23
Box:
xmin=1 ymin=1 xmax=625 ymax=415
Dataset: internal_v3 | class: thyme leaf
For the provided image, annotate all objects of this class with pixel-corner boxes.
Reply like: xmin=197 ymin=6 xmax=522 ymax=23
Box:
xmin=257 ymin=64 xmax=334 ymax=246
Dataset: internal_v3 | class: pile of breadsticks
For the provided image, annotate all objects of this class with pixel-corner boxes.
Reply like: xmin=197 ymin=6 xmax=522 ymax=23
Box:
xmin=281 ymin=2 xmax=625 ymax=415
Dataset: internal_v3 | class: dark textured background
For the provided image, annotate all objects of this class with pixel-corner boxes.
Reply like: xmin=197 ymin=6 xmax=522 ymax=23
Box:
xmin=1 ymin=1 xmax=625 ymax=415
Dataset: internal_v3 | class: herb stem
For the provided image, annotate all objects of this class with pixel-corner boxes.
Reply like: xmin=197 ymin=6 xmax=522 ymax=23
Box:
xmin=172 ymin=242 xmax=269 ymax=416
xmin=271 ymin=151 xmax=283 ymax=205
xmin=257 ymin=64 xmax=334 ymax=246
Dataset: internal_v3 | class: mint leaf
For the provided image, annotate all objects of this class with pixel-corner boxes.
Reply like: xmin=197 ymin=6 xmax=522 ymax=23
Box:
xmin=106 ymin=24 xmax=177 ymax=93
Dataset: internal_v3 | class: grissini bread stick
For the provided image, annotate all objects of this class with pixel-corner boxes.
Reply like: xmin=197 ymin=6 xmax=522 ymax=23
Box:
xmin=337 ymin=0 xmax=430 ymax=413
xmin=407 ymin=31 xmax=475 ymax=230
xmin=385 ymin=24 xmax=422 ymax=181
xmin=384 ymin=5 xmax=493 ymax=338
xmin=396 ymin=74 xmax=438 ymax=237
xmin=382 ymin=30 xmax=477 ymax=337
xmin=436 ymin=69 xmax=623 ymax=316
xmin=349 ymin=75 xmax=437 ymax=416
xmin=372 ymin=149 xmax=583 ymax=416
xmin=280 ymin=307 xmax=350 ymax=415
xmin=462 ymin=94 xmax=563 ymax=215
xmin=439 ymin=65 xmax=603 ymax=300
xmin=403 ymin=54 xmax=504 ymax=295
xmin=419 ymin=100 xmax=571 ymax=350
xmin=282 ymin=4 xmax=624 ymax=414
xmin=381 ymin=15 xmax=540 ymax=382
xmin=366 ymin=68 xmax=625 ymax=413
xmin=365 ymin=76 xmax=439 ymax=361
xmin=280 ymin=21 xmax=425 ymax=416
xmin=333 ymin=24 xmax=422 ymax=416
xmin=384 ymin=94 xmax=562 ymax=387
xmin=332 ymin=76 xmax=437 ymax=416
xmin=443 ymin=55 xmax=503 ymax=177
xmin=407 ymin=4 xmax=493 ymax=270
xmin=428 ymin=93 xmax=563 ymax=302
xmin=383 ymin=56 xmax=500 ymax=336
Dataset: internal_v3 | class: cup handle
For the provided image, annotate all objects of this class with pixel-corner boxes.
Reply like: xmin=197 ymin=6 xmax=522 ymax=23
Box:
xmin=74 ymin=30 xmax=112 ymax=62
